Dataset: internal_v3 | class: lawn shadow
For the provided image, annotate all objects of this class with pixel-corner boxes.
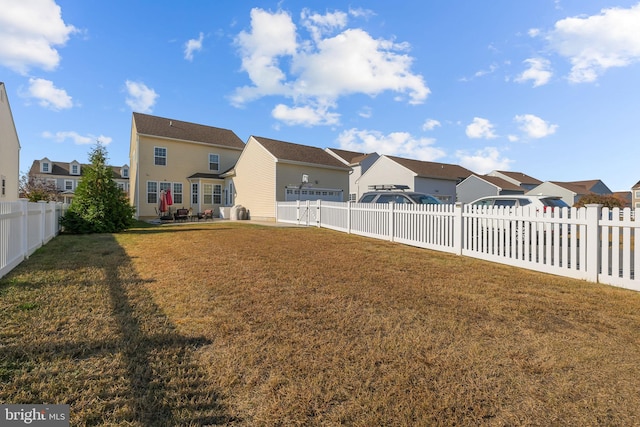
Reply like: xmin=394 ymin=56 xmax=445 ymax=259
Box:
xmin=0 ymin=233 xmax=236 ymax=425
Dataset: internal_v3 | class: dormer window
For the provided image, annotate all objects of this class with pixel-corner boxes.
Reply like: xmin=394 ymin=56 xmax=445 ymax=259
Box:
xmin=70 ymin=163 xmax=80 ymax=175
xmin=122 ymin=167 xmax=129 ymax=178
xmin=42 ymin=162 xmax=50 ymax=173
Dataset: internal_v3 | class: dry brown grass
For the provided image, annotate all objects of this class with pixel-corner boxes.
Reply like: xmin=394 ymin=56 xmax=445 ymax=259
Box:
xmin=2 ymin=221 xmax=640 ymax=426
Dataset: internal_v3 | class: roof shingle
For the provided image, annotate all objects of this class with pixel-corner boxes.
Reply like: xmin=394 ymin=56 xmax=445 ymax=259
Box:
xmin=133 ymin=112 xmax=244 ymax=149
xmin=254 ymin=136 xmax=350 ymax=169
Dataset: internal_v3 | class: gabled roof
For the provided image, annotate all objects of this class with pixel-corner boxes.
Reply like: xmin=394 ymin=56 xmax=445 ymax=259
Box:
xmin=633 ymin=180 xmax=640 ymax=189
xmin=325 ymin=148 xmax=376 ymax=166
xmin=492 ymin=170 xmax=542 ymax=185
xmin=386 ymin=155 xmax=474 ymax=181
xmin=132 ymin=112 xmax=244 ymax=149
xmin=548 ymin=181 xmax=593 ymax=195
xmin=545 ymin=179 xmax=608 ymax=195
xmin=29 ymin=160 xmax=129 ymax=179
xmin=253 ymin=136 xmax=350 ymax=170
xmin=476 ymin=175 xmax=523 ymax=191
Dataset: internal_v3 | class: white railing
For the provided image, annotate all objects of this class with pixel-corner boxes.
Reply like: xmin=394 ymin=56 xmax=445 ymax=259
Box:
xmin=0 ymin=200 xmax=67 ymax=279
xmin=276 ymin=201 xmax=639 ymax=292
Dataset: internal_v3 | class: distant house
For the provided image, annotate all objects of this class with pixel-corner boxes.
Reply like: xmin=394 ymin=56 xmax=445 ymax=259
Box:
xmin=456 ymin=174 xmax=525 ymax=204
xmin=527 ymin=179 xmax=613 ymax=206
xmin=357 ymin=155 xmax=474 ymax=203
xmin=0 ymin=82 xmax=20 ymax=201
xmin=325 ymin=148 xmax=379 ymax=202
xmin=613 ymin=191 xmax=632 ymax=208
xmin=129 ymin=112 xmax=245 ymax=219
xmin=233 ymin=136 xmax=351 ymax=220
xmin=28 ymin=158 xmax=129 ymax=204
xmin=486 ymin=170 xmax=542 ymax=191
xmin=632 ymin=181 xmax=640 ymax=209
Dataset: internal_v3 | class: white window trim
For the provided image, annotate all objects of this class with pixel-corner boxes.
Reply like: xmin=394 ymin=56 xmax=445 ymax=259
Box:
xmin=154 ymin=146 xmax=167 ymax=166
xmin=208 ymin=153 xmax=220 ymax=172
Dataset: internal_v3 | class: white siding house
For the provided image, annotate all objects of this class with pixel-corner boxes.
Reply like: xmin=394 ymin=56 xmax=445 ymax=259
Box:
xmin=357 ymin=155 xmax=474 ymax=203
xmin=325 ymin=148 xmax=379 ymax=202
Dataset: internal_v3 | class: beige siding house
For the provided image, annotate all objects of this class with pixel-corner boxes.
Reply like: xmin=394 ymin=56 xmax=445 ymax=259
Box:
xmin=632 ymin=181 xmax=640 ymax=209
xmin=28 ymin=159 xmax=129 ymax=203
xmin=0 ymin=82 xmax=20 ymax=201
xmin=358 ymin=155 xmax=474 ymax=203
xmin=233 ymin=136 xmax=350 ymax=220
xmin=129 ymin=113 xmax=245 ymax=219
xmin=456 ymin=174 xmax=525 ymax=203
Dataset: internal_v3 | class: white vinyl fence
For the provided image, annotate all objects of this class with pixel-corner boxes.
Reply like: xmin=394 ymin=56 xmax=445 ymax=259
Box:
xmin=0 ymin=200 xmax=67 ymax=279
xmin=276 ymin=200 xmax=639 ymax=292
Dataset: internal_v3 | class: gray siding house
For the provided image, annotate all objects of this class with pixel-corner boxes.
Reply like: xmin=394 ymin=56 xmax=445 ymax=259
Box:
xmin=457 ymin=174 xmax=525 ymax=204
xmin=357 ymin=155 xmax=474 ymax=203
xmin=527 ymin=180 xmax=612 ymax=206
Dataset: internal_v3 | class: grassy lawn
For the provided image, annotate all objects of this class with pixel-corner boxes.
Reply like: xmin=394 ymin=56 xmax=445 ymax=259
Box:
xmin=2 ymin=221 xmax=640 ymax=426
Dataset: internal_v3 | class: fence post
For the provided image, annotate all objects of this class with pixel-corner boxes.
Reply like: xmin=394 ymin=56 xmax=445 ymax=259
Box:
xmin=20 ymin=199 xmax=28 ymax=260
xmin=296 ymin=200 xmax=301 ymax=225
xmin=388 ymin=202 xmax=395 ymax=242
xmin=585 ymin=204 xmax=602 ymax=283
xmin=38 ymin=201 xmax=47 ymax=244
xmin=347 ymin=201 xmax=352 ymax=234
xmin=316 ymin=199 xmax=321 ymax=227
xmin=454 ymin=202 xmax=463 ymax=255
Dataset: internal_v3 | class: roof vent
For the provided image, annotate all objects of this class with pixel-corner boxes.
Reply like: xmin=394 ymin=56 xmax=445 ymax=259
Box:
xmin=169 ymin=120 xmax=173 ymax=126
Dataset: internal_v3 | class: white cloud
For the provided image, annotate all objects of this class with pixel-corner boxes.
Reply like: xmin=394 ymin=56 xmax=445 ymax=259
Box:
xmin=466 ymin=117 xmax=497 ymax=139
xmin=545 ymin=3 xmax=640 ymax=83
xmin=0 ymin=0 xmax=77 ymax=74
xmin=272 ymin=103 xmax=340 ymax=126
xmin=515 ymin=58 xmax=552 ymax=87
xmin=337 ymin=128 xmax=445 ymax=161
xmin=232 ymin=8 xmax=429 ymax=125
xmin=125 ymin=80 xmax=158 ymax=113
xmin=26 ymin=77 xmax=72 ymax=110
xmin=42 ymin=130 xmax=112 ymax=145
xmin=184 ymin=32 xmax=204 ymax=61
xmin=455 ymin=147 xmax=513 ymax=174
xmin=422 ymin=119 xmax=441 ymax=131
xmin=514 ymin=114 xmax=558 ymax=138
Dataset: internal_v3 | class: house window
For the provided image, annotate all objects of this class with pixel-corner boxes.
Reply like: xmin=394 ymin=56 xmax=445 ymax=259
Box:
xmin=154 ymin=147 xmax=167 ymax=166
xmin=71 ymin=164 xmax=79 ymax=175
xmin=209 ymin=154 xmax=219 ymax=171
xmin=42 ymin=162 xmax=50 ymax=172
xmin=173 ymin=183 xmax=183 ymax=204
xmin=214 ymin=185 xmax=222 ymax=204
xmin=203 ymin=183 xmax=213 ymax=204
xmin=159 ymin=182 xmax=171 ymax=193
xmin=64 ymin=180 xmax=73 ymax=191
xmin=122 ymin=168 xmax=129 ymax=178
xmin=191 ymin=183 xmax=198 ymax=204
xmin=117 ymin=182 xmax=125 ymax=192
xmin=147 ymin=181 xmax=158 ymax=204
xmin=349 ymin=193 xmax=357 ymax=202
xmin=635 ymin=190 xmax=640 ymax=199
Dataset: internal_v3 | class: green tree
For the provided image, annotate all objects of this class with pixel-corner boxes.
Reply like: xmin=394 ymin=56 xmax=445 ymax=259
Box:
xmin=60 ymin=143 xmax=135 ymax=233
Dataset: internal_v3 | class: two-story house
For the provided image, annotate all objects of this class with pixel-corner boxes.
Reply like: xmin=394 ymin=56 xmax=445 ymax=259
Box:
xmin=129 ymin=112 xmax=245 ymax=219
xmin=0 ymin=82 xmax=20 ymax=201
xmin=28 ymin=158 xmax=130 ymax=204
xmin=632 ymin=181 xmax=640 ymax=209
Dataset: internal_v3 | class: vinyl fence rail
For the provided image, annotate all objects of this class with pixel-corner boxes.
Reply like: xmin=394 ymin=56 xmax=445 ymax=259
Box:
xmin=276 ymin=200 xmax=639 ymax=292
xmin=0 ymin=200 xmax=67 ymax=279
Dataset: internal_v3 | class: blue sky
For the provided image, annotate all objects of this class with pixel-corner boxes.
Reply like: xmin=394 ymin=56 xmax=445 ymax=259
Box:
xmin=1 ymin=0 xmax=639 ymax=191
